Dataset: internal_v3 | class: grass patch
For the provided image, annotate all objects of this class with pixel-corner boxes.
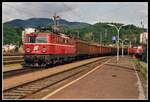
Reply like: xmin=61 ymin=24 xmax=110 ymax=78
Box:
xmin=132 ymin=59 xmax=147 ymax=80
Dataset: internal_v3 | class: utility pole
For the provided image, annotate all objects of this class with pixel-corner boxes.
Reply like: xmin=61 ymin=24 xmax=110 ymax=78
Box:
xmin=141 ymin=20 xmax=144 ymax=29
xmin=99 ymin=32 xmax=101 ymax=44
xmin=105 ymin=29 xmax=107 ymax=38
xmin=100 ymin=32 xmax=102 ymax=45
xmin=53 ymin=13 xmax=57 ymax=27
xmin=52 ymin=13 xmax=60 ymax=33
xmin=135 ymin=37 xmax=137 ymax=45
xmin=91 ymin=32 xmax=94 ymax=42
xmin=122 ymin=41 xmax=123 ymax=57
xmin=77 ymin=30 xmax=79 ymax=39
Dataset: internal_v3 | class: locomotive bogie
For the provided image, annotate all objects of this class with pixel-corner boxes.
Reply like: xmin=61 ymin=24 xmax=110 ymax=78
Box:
xmin=23 ymin=54 xmax=76 ymax=68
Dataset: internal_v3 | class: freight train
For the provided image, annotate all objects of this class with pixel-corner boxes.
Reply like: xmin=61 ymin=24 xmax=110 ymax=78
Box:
xmin=22 ymin=31 xmax=128 ymax=68
xmin=22 ymin=15 xmax=128 ymax=68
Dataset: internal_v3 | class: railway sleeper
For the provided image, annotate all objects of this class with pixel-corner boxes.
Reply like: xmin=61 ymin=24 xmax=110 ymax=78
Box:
xmin=4 ymin=92 xmax=26 ymax=96
xmin=11 ymin=90 xmax=33 ymax=94
xmin=4 ymin=95 xmax=23 ymax=99
xmin=17 ymin=88 xmax=40 ymax=91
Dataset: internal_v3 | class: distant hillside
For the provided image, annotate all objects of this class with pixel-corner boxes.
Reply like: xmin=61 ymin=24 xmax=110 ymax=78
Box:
xmin=3 ymin=18 xmax=144 ymax=45
xmin=4 ymin=18 xmax=91 ymax=29
xmin=3 ymin=18 xmax=90 ymax=45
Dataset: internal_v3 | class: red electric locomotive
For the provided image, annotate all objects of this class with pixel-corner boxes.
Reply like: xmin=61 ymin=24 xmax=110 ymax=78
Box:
xmin=128 ymin=45 xmax=144 ymax=58
xmin=23 ymin=32 xmax=76 ymax=67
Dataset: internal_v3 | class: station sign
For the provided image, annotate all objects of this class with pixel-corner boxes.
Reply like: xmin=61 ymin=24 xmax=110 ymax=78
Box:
xmin=112 ymin=36 xmax=116 ymax=43
xmin=112 ymin=36 xmax=116 ymax=41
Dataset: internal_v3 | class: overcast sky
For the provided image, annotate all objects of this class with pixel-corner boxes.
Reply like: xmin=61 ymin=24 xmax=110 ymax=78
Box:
xmin=2 ymin=2 xmax=148 ymax=28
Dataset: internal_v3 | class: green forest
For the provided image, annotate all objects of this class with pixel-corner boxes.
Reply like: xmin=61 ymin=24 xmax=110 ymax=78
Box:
xmin=3 ymin=22 xmax=144 ymax=46
xmin=63 ymin=22 xmax=144 ymax=45
xmin=3 ymin=24 xmax=23 ymax=45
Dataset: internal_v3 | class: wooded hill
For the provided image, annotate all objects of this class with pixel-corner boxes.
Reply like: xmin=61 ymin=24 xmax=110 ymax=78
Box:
xmin=3 ymin=18 xmax=144 ymax=46
xmin=63 ymin=22 xmax=144 ymax=45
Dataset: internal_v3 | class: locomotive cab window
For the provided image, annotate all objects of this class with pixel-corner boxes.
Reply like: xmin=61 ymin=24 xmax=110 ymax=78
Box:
xmin=36 ymin=37 xmax=47 ymax=43
xmin=28 ymin=36 xmax=36 ymax=43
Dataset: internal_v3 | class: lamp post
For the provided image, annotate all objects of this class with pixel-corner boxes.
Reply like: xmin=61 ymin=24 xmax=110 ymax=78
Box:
xmin=107 ymin=24 xmax=128 ymax=63
xmin=121 ymin=40 xmax=124 ymax=57
xmin=77 ymin=30 xmax=79 ymax=39
xmin=119 ymin=39 xmax=126 ymax=57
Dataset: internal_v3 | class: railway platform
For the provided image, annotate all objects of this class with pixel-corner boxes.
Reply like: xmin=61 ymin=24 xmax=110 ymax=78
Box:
xmin=43 ymin=56 xmax=146 ymax=99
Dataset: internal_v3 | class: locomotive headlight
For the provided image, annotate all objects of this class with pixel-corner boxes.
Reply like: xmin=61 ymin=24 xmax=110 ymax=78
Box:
xmin=42 ymin=48 xmax=47 ymax=53
xmin=26 ymin=48 xmax=30 ymax=52
xmin=33 ymin=46 xmax=39 ymax=51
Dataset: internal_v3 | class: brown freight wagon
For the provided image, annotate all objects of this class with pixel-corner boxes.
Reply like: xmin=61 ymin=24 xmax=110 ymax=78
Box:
xmin=99 ymin=45 xmax=103 ymax=55
xmin=89 ymin=43 xmax=100 ymax=56
xmin=89 ymin=43 xmax=96 ymax=54
xmin=101 ymin=46 xmax=105 ymax=55
xmin=102 ymin=46 xmax=109 ymax=55
xmin=75 ymin=39 xmax=119 ymax=59
xmin=75 ymin=39 xmax=91 ymax=59
xmin=103 ymin=47 xmax=107 ymax=55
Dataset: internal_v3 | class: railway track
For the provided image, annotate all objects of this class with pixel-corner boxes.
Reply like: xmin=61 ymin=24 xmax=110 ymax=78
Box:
xmin=3 ymin=56 xmax=107 ymax=79
xmin=3 ymin=57 xmax=110 ymax=99
xmin=3 ymin=56 xmax=23 ymax=64
xmin=3 ymin=68 xmax=41 ymax=79
xmin=3 ymin=54 xmax=24 ymax=56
